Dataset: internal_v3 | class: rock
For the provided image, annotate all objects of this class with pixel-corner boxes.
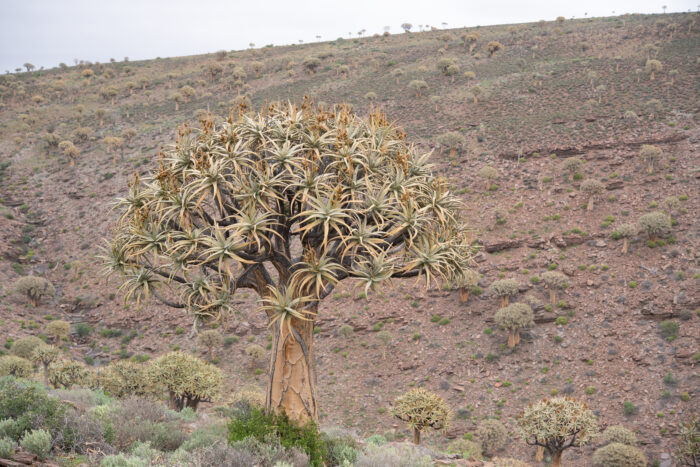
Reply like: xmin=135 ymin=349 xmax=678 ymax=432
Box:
xmin=595 ymin=240 xmax=607 ymax=248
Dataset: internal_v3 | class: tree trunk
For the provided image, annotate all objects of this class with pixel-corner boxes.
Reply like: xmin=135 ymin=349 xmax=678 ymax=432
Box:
xmin=266 ymin=314 xmax=318 ymax=424
xmin=449 ymin=148 xmax=455 ymax=158
xmin=500 ymin=296 xmax=509 ymax=307
xmin=650 ymin=71 xmax=655 ymax=81
xmin=647 ymin=161 xmax=653 ymax=174
xmin=209 ymin=346 xmax=214 ymax=361
xmin=587 ymin=197 xmax=594 ymax=211
xmin=459 ymin=287 xmax=470 ymax=303
xmin=413 ymin=428 xmax=421 ymax=445
xmin=552 ymin=450 xmax=563 ymax=467
xmin=536 ymin=445 xmax=544 ymax=461
xmin=622 ymin=238 xmax=629 ymax=254
xmin=514 ymin=328 xmax=520 ymax=345
xmin=549 ymin=290 xmax=556 ymax=305
xmin=507 ymin=329 xmax=515 ymax=348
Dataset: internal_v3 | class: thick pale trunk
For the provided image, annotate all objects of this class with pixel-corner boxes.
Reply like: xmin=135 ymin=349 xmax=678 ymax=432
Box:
xmin=622 ymin=238 xmax=629 ymax=254
xmin=459 ymin=287 xmax=470 ymax=303
xmin=514 ymin=328 xmax=520 ymax=345
xmin=552 ymin=450 xmax=562 ymax=467
xmin=536 ymin=446 xmax=544 ymax=461
xmin=500 ymin=296 xmax=509 ymax=307
xmin=267 ymin=315 xmax=318 ymax=424
xmin=587 ymin=197 xmax=594 ymax=211
xmin=549 ymin=290 xmax=556 ymax=305
xmin=413 ymin=428 xmax=421 ymax=445
xmin=449 ymin=148 xmax=455 ymax=158
xmin=650 ymin=72 xmax=655 ymax=80
xmin=507 ymin=329 xmax=515 ymax=348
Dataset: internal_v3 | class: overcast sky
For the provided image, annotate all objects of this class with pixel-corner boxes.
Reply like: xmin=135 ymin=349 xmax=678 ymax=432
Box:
xmin=0 ymin=0 xmax=696 ymax=72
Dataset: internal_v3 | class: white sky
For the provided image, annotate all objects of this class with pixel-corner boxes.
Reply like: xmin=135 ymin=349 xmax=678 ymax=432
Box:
xmin=0 ymin=0 xmax=696 ymax=72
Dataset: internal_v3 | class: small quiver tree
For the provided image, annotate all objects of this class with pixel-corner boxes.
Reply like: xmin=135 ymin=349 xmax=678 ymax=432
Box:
xmin=408 ymin=79 xmax=428 ymax=96
xmin=103 ymin=103 xmax=473 ymax=425
xmin=639 ymin=144 xmax=662 ymax=174
xmin=638 ymin=212 xmax=671 ymax=242
xmin=487 ymin=41 xmax=503 ymax=57
xmin=45 ymin=320 xmax=70 ymax=342
xmin=48 ymin=359 xmax=94 ymax=389
xmin=103 ymin=136 xmax=124 ymax=165
xmin=560 ymin=157 xmax=583 ymax=181
xmin=149 ymin=351 xmax=221 ymax=411
xmin=593 ymin=443 xmax=647 ymax=467
xmin=376 ymin=330 xmax=391 ymax=359
xmin=494 ymin=303 xmax=534 ymax=348
xmin=517 ymin=397 xmax=598 ymax=467
xmin=541 ymin=272 xmax=568 ymax=304
xmin=645 ymin=59 xmax=662 ymax=80
xmin=12 ymin=276 xmax=55 ymax=307
xmin=99 ymin=360 xmax=152 ymax=398
xmin=457 ymin=269 xmax=479 ymax=303
xmin=580 ymin=179 xmax=604 ymax=211
xmin=392 ymin=388 xmax=450 ymax=445
xmin=0 ymin=356 xmax=33 ymax=378
xmin=489 ymin=279 xmax=520 ymax=307
xmin=470 ymin=86 xmax=483 ymax=103
xmin=478 ymin=165 xmax=499 ymax=190
xmin=437 ymin=131 xmax=465 ymax=158
xmin=612 ymin=224 xmax=637 ymax=254
xmin=58 ymin=140 xmax=79 ymax=167
xmin=31 ymin=345 xmax=60 ymax=386
xmin=245 ymin=344 xmax=265 ymax=368
xmin=198 ymin=329 xmax=223 ymax=361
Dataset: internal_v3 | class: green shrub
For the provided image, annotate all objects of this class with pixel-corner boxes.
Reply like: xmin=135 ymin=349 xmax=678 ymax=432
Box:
xmin=100 ymin=453 xmax=148 ymax=467
xmin=323 ymin=432 xmax=358 ymax=466
xmin=0 ymin=377 xmax=68 ymax=442
xmin=593 ymin=442 xmax=647 ymax=466
xmin=20 ymin=428 xmax=51 ymax=460
xmin=623 ymin=401 xmax=636 ymax=415
xmin=658 ymin=320 xmax=678 ymax=342
xmin=75 ymin=323 xmax=93 ymax=337
xmin=0 ymin=436 xmax=16 ymax=458
xmin=446 ymin=438 xmax=483 ymax=460
xmin=228 ymin=407 xmax=326 ymax=466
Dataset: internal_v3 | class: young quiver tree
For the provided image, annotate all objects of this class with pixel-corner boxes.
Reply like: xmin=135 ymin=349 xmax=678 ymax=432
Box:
xmin=99 ymin=360 xmax=152 ymax=398
xmin=149 ymin=351 xmax=221 ymax=411
xmin=478 ymin=165 xmax=499 ymax=190
xmin=12 ymin=276 xmax=55 ymax=307
xmin=541 ymin=271 xmax=568 ymax=304
xmin=436 ymin=131 xmax=465 ymax=158
xmin=580 ymin=179 xmax=604 ymax=211
xmin=560 ymin=157 xmax=583 ymax=181
xmin=104 ymin=102 xmax=473 ymax=424
xmin=198 ymin=329 xmax=223 ymax=361
xmin=45 ymin=320 xmax=70 ymax=342
xmin=612 ymin=223 xmax=637 ymax=254
xmin=517 ymin=397 xmax=598 ymax=467
xmin=392 ymin=388 xmax=451 ymax=445
xmin=31 ymin=345 xmax=60 ymax=386
xmin=457 ymin=269 xmax=479 ymax=303
xmin=645 ymin=59 xmax=662 ymax=80
xmin=639 ymin=144 xmax=662 ymax=174
xmin=48 ymin=359 xmax=93 ymax=389
xmin=638 ymin=212 xmax=671 ymax=242
xmin=489 ymin=279 xmax=520 ymax=307
xmin=408 ymin=80 xmax=428 ymax=96
xmin=494 ymin=302 xmax=534 ymax=348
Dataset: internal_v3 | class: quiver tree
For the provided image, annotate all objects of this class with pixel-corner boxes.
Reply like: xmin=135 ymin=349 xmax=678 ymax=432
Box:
xmin=541 ymin=271 xmax=568 ymax=304
xmin=95 ymin=109 xmax=106 ymax=127
xmin=12 ymin=336 xmax=45 ymax=359
xmin=561 ymin=157 xmax=584 ymax=181
xmin=408 ymin=79 xmax=428 ymax=96
xmin=245 ymin=344 xmax=265 ymax=368
xmin=59 ymin=140 xmax=79 ymax=166
xmin=392 ymin=68 xmax=404 ymax=84
xmin=437 ymin=58 xmax=455 ymax=75
xmin=437 ymin=131 xmax=465 ymax=158
xmin=376 ymin=330 xmax=392 ymax=359
xmin=392 ymin=388 xmax=451 ymax=445
xmin=180 ymin=85 xmax=196 ymax=102
xmin=639 ymin=144 xmax=662 ymax=174
xmin=12 ymin=276 xmax=55 ymax=306
xmin=45 ymin=320 xmax=70 ymax=342
xmin=638 ymin=212 xmax=671 ymax=242
xmin=31 ymin=345 xmax=60 ymax=386
xmin=336 ymin=65 xmax=349 ymax=79
xmin=580 ymin=179 xmax=604 ymax=211
xmin=171 ymin=93 xmax=184 ymax=110
xmin=478 ymin=165 xmax=498 ymax=190
xmin=470 ymin=86 xmax=483 ymax=103
xmin=489 ymin=279 xmax=520 ymax=307
xmin=517 ymin=397 xmax=598 ymax=467
xmin=100 ymin=360 xmax=152 ymax=398
xmin=446 ymin=64 xmax=460 ymax=82
xmin=494 ymin=302 xmax=534 ymax=348
xmin=487 ymin=41 xmax=503 ymax=57
xmin=103 ymin=102 xmax=473 ymax=425
xmin=206 ymin=62 xmax=223 ymax=81
xmin=149 ymin=351 xmax=221 ymax=411
xmin=82 ymin=69 xmax=94 ymax=85
xmin=198 ymin=329 xmax=223 ymax=361
xmin=462 ymin=31 xmax=480 ymax=52
xmin=103 ymin=136 xmax=124 ymax=164
xmin=48 ymin=359 xmax=94 ymax=389
xmin=100 ymin=86 xmax=118 ymax=105
xmin=612 ymin=223 xmax=637 ymax=254
xmin=457 ymin=269 xmax=479 ymax=303
xmin=645 ymin=59 xmax=662 ymax=80
xmin=662 ymin=196 xmax=680 ymax=217
xmin=302 ymin=57 xmax=321 ymax=74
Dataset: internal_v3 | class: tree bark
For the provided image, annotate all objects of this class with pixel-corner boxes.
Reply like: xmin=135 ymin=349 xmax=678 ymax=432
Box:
xmin=266 ymin=313 xmax=318 ymax=424
xmin=413 ymin=428 xmax=421 ymax=445
xmin=459 ymin=287 xmax=470 ymax=303
xmin=549 ymin=290 xmax=556 ymax=305
xmin=552 ymin=450 xmax=563 ymax=467
xmin=622 ymin=238 xmax=629 ymax=254
xmin=507 ymin=329 xmax=515 ymax=348
xmin=536 ymin=445 xmax=544 ymax=461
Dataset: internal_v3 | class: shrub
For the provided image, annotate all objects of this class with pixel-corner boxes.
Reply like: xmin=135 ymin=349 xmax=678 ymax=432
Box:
xmin=198 ymin=330 xmax=222 ymax=361
xmin=476 ymin=419 xmax=507 ymax=456
xmin=364 ymin=91 xmax=377 ymax=101
xmin=675 ymin=416 xmax=699 ymax=467
xmin=302 ymin=56 xmax=321 ymax=74
xmin=0 ymin=377 xmax=67 ymax=442
xmin=391 ymin=388 xmax=450 ymax=445
xmin=48 ymin=360 xmax=93 ymax=389
xmin=446 ymin=438 xmax=483 ymax=460
xmin=46 ymin=320 xmax=71 ymax=342
xmin=100 ymin=453 xmax=147 ymax=467
xmin=478 ymin=166 xmax=499 ymax=190
xmin=109 ymin=396 xmax=186 ymax=451
xmin=517 ymin=397 xmax=597 ymax=466
xmin=561 ymin=158 xmax=583 ymax=181
xmin=74 ymin=323 xmax=93 ymax=337
xmin=227 ymin=407 xmax=326 ymax=466
xmin=600 ymin=425 xmax=637 ymax=446
xmin=0 ymin=357 xmax=33 ymax=378
xmin=662 ymin=196 xmax=680 ymax=215
xmin=658 ymin=320 xmax=679 ymax=342
xmin=338 ymin=324 xmax=354 ymax=339
xmin=0 ymin=436 xmax=16 ymax=458
xmin=623 ymin=401 xmax=636 ymax=415
xmin=638 ymin=212 xmax=671 ymax=241
xmin=149 ymin=351 xmax=221 ymax=411
xmin=639 ymin=144 xmax=662 ymax=173
xmin=20 ymin=428 xmax=51 ymax=460
xmin=323 ymin=431 xmax=358 ymax=466
xmin=11 ymin=276 xmax=55 ymax=306
xmin=541 ymin=272 xmax=568 ymax=304
xmin=245 ymin=344 xmax=266 ymax=367
xmin=489 ymin=279 xmax=520 ymax=307
xmin=355 ymin=442 xmax=432 ymax=467
xmin=11 ymin=336 xmax=44 ymax=360
xmin=100 ymin=360 xmax=152 ymax=398
xmin=228 ymin=384 xmax=266 ymax=409
xmin=491 ymin=458 xmax=532 ymax=466
xmin=494 ymin=303 xmax=534 ymax=348
xmin=593 ymin=442 xmax=647 ymax=467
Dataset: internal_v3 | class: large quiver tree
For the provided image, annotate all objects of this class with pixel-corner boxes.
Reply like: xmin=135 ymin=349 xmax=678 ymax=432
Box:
xmin=104 ymin=100 xmax=473 ymax=424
